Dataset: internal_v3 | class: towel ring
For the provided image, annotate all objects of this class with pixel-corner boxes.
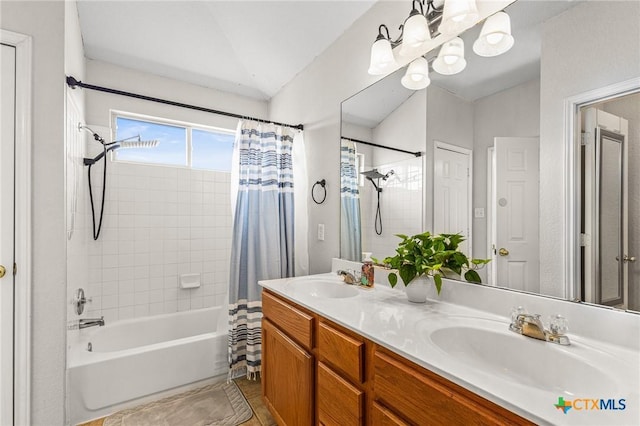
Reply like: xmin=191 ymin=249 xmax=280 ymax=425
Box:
xmin=312 ymin=179 xmax=327 ymax=204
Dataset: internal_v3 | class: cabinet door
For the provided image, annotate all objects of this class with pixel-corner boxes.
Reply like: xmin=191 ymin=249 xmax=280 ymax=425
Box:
xmin=262 ymin=319 xmax=314 ymax=426
xmin=317 ymin=362 xmax=364 ymax=426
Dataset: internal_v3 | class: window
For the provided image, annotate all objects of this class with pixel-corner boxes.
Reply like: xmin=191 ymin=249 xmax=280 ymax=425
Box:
xmin=112 ymin=113 xmax=235 ymax=172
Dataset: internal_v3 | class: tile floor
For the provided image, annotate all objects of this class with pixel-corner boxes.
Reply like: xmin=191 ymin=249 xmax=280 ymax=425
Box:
xmin=78 ymin=378 xmax=275 ymax=426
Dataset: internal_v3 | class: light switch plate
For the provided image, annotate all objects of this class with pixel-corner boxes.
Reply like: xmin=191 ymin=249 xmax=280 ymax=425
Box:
xmin=317 ymin=223 xmax=325 ymax=241
xmin=474 ymin=208 xmax=485 ymax=218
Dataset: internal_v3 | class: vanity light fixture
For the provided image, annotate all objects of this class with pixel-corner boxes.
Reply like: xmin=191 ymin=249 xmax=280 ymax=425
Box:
xmin=432 ymin=37 xmax=466 ymax=75
xmin=368 ymin=24 xmax=399 ymax=75
xmin=399 ymin=1 xmax=432 ymax=57
xmin=472 ymin=11 xmax=514 ymax=57
xmin=401 ymin=57 xmax=431 ymax=90
xmin=368 ymin=1 xmax=514 ymax=89
xmin=368 ymin=0 xmax=443 ymax=75
xmin=438 ymin=0 xmax=479 ymax=35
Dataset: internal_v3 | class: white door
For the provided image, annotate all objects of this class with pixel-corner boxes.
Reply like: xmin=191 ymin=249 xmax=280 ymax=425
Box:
xmin=493 ymin=137 xmax=539 ymax=292
xmin=1 ymin=42 xmax=16 ymax=426
xmin=434 ymin=142 xmax=472 ymax=255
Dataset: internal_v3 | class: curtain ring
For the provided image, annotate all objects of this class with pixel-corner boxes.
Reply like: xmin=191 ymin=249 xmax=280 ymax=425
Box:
xmin=312 ymin=179 xmax=327 ymax=204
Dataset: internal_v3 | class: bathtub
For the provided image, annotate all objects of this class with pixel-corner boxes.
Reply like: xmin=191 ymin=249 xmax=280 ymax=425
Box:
xmin=68 ymin=307 xmax=228 ymax=424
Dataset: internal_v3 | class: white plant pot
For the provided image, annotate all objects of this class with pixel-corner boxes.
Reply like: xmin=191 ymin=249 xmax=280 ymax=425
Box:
xmin=405 ymin=276 xmax=430 ymax=303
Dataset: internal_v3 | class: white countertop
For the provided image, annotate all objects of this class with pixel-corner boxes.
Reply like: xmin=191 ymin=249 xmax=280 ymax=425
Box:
xmin=259 ymin=273 xmax=640 ymax=426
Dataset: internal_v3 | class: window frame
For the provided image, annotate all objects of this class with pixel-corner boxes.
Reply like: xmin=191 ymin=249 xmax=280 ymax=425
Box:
xmin=109 ymin=110 xmax=236 ymax=171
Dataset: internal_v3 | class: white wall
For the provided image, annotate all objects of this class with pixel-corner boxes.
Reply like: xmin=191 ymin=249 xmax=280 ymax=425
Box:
xmin=472 ymin=79 xmax=540 ymax=260
xmin=85 ymin=59 xmax=268 ymax=131
xmin=0 ymin=1 xmax=67 ymax=424
xmin=539 ymin=0 xmax=640 ymax=296
xmin=270 ymin=2 xmax=408 ymax=274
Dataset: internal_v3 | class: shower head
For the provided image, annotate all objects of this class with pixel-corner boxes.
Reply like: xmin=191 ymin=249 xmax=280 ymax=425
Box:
xmin=360 ymin=168 xmax=386 ymax=180
xmin=118 ymin=140 xmax=159 ymax=148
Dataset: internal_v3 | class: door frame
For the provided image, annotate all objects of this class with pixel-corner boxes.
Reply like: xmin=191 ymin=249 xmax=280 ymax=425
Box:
xmin=564 ymin=77 xmax=640 ymax=301
xmin=1 ymin=29 xmax=32 ymax=426
xmin=433 ymin=140 xmax=473 ymax=256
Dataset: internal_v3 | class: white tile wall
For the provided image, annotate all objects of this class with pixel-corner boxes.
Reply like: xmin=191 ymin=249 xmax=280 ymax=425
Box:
xmin=84 ymin=161 xmax=232 ymax=323
xmin=361 ymin=157 xmax=423 ymax=261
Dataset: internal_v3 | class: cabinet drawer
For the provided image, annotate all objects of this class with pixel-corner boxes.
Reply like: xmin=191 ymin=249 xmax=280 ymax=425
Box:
xmin=317 ymin=362 xmax=364 ymax=426
xmin=318 ymin=321 xmax=364 ymax=383
xmin=373 ymin=350 xmax=533 ymax=426
xmin=262 ymin=290 xmax=314 ymax=350
xmin=371 ymin=402 xmax=410 ymax=426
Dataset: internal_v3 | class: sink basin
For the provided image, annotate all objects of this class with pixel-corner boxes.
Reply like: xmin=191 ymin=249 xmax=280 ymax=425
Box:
xmin=423 ymin=320 xmax=621 ymax=395
xmin=285 ymin=276 xmax=359 ymax=299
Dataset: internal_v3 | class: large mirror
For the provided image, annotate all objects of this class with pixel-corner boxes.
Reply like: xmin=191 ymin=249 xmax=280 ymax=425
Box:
xmin=340 ymin=0 xmax=640 ymax=312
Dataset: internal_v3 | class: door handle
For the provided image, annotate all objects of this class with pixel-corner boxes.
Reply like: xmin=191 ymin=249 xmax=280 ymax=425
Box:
xmin=498 ymin=248 xmax=509 ymax=257
xmin=624 ymin=255 xmax=636 ymax=263
xmin=0 ymin=265 xmax=5 ymax=278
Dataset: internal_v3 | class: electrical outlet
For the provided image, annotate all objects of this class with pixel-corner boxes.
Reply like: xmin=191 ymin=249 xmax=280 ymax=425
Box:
xmin=317 ymin=223 xmax=325 ymax=241
xmin=474 ymin=208 xmax=485 ymax=218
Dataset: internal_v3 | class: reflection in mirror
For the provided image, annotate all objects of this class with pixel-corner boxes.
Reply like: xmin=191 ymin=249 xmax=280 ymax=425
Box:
xmin=340 ymin=0 xmax=640 ymax=312
xmin=341 ymin=69 xmax=426 ymax=262
xmin=580 ymin=93 xmax=640 ymax=311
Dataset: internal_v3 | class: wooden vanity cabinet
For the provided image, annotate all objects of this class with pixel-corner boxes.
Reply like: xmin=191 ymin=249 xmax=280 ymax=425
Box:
xmin=262 ymin=290 xmax=534 ymax=426
xmin=262 ymin=291 xmax=315 ymax=426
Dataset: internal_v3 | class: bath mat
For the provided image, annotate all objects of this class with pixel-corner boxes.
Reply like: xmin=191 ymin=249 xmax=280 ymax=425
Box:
xmin=103 ymin=381 xmax=253 ymax=426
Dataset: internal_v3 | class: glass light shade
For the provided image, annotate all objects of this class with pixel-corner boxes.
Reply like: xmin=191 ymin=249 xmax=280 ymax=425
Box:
xmin=401 ymin=57 xmax=431 ymax=90
xmin=473 ymin=12 xmax=514 ymax=57
xmin=400 ymin=13 xmax=431 ymax=57
xmin=432 ymin=37 xmax=466 ymax=75
xmin=438 ymin=0 xmax=479 ymax=35
xmin=368 ymin=37 xmax=397 ymax=75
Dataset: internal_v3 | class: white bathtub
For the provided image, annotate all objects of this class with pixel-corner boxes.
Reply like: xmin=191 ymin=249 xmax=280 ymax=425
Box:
xmin=68 ymin=307 xmax=228 ymax=424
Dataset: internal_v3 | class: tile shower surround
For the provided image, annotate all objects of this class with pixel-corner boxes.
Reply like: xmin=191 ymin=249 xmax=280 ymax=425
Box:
xmin=84 ymin=162 xmax=232 ymax=322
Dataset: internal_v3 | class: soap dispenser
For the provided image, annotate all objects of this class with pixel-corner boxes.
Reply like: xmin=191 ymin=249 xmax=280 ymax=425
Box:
xmin=361 ymin=252 xmax=374 ymax=288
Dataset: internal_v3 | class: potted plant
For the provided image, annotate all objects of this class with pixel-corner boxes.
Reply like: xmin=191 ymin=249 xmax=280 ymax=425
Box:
xmin=379 ymin=232 xmax=490 ymax=303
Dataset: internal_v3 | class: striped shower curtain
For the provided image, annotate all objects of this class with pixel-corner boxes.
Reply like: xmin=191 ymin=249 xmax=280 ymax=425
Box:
xmin=340 ymin=139 xmax=362 ymax=261
xmin=228 ymin=121 xmax=296 ymax=379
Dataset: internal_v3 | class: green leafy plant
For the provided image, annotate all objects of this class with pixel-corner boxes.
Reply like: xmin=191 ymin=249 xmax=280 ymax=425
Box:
xmin=380 ymin=232 xmax=490 ymax=295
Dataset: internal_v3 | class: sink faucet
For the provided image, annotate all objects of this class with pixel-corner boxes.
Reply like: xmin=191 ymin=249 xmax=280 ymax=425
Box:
xmin=337 ymin=269 xmax=359 ymax=285
xmin=79 ymin=316 xmax=105 ymax=329
xmin=509 ymin=309 xmax=570 ymax=346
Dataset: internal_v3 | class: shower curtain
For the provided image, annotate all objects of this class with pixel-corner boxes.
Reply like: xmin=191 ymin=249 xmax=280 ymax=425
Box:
xmin=228 ymin=120 xmax=300 ymax=379
xmin=340 ymin=139 xmax=362 ymax=261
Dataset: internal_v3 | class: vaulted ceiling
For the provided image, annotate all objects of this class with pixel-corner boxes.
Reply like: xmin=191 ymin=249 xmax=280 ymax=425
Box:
xmin=77 ymin=0 xmax=376 ymax=100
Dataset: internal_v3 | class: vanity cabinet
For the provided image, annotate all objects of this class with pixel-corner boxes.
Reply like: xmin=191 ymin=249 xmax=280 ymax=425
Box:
xmin=262 ymin=291 xmax=315 ymax=426
xmin=262 ymin=290 xmax=534 ymax=426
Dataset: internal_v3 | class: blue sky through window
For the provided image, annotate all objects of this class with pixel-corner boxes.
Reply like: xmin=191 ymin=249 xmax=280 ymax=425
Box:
xmin=192 ymin=129 xmax=234 ymax=172
xmin=115 ymin=117 xmax=186 ymax=166
xmin=113 ymin=116 xmax=234 ymax=171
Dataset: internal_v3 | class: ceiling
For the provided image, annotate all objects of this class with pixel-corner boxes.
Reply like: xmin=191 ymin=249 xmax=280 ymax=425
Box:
xmin=76 ymin=0 xmax=376 ymax=101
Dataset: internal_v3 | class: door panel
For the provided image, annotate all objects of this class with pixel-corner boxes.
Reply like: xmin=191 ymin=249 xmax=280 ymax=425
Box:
xmin=1 ymin=42 xmax=16 ymax=426
xmin=494 ymin=137 xmax=539 ymax=292
xmin=434 ymin=144 xmax=472 ymax=255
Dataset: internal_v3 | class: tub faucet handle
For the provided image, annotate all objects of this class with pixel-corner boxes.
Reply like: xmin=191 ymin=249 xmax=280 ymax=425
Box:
xmin=74 ymin=288 xmax=92 ymax=315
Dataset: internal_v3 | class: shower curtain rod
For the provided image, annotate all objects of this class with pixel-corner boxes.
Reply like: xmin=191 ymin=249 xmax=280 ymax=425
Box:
xmin=342 ymin=137 xmax=422 ymax=157
xmin=65 ymin=76 xmax=304 ymax=131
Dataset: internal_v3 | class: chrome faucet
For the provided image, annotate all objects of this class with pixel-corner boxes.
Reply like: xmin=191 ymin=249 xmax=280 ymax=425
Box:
xmin=79 ymin=316 xmax=105 ymax=329
xmin=509 ymin=308 xmax=570 ymax=346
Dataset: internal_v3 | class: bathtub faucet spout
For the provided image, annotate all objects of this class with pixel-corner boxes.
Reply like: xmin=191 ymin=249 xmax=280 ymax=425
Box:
xmin=79 ymin=316 xmax=105 ymax=329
